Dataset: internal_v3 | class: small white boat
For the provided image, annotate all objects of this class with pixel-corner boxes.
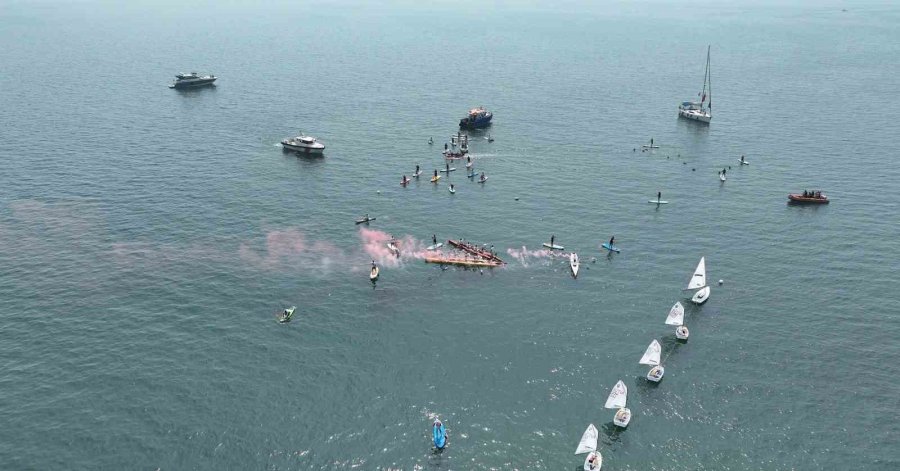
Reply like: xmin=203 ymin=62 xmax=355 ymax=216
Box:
xmin=665 ymin=301 xmax=689 ymax=340
xmin=605 ymin=380 xmax=631 ymax=428
xmin=678 ymin=46 xmax=712 ymax=124
xmin=575 ymin=424 xmax=601 ymax=470
xmin=640 ymin=339 xmax=664 ymax=382
xmin=570 ymin=253 xmax=580 ymax=278
xmin=281 ymin=132 xmax=325 ymax=154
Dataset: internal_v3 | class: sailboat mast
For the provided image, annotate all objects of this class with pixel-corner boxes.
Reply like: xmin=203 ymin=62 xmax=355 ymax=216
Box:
xmin=706 ymin=45 xmax=711 ymax=113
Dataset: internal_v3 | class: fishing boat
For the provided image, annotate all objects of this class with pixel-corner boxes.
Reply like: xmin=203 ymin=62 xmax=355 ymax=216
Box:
xmin=678 ymin=46 xmax=712 ymax=124
xmin=604 ymin=380 xmax=631 ymax=428
xmin=281 ymin=133 xmax=325 ymax=154
xmin=278 ymin=306 xmax=296 ymax=323
xmin=575 ymin=423 xmax=602 ymax=470
xmin=570 ymin=253 xmax=580 ymax=278
xmin=686 ymin=257 xmax=710 ymax=305
xmin=355 ymin=215 xmax=375 ymax=224
xmin=788 ymin=191 xmax=829 ymax=204
xmin=433 ymin=419 xmax=448 ymax=450
xmin=459 ymin=106 xmax=493 ymax=129
xmin=666 ymin=301 xmax=689 ymax=340
xmin=640 ymin=339 xmax=664 ymax=382
xmin=369 ymin=265 xmax=379 ymax=281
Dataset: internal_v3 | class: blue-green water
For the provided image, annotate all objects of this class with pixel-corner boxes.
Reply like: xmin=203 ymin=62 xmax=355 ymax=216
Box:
xmin=2 ymin=1 xmax=900 ymax=469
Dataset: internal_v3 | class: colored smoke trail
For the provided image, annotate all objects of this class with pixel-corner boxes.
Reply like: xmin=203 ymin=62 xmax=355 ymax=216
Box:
xmin=357 ymin=227 xmax=429 ymax=266
xmin=238 ymin=227 xmax=349 ymax=271
xmin=506 ymin=246 xmax=557 ymax=267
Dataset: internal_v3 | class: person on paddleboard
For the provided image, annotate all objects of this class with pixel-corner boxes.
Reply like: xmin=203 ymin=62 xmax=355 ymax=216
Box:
xmin=722 ymin=168 xmax=726 ymax=176
xmin=432 ymin=234 xmax=437 ymax=245
xmin=650 ymin=137 xmax=654 ymax=147
xmin=416 ymin=164 xmax=420 ymax=174
xmin=446 ymin=163 xmax=450 ymax=173
xmin=551 ymin=234 xmax=555 ymax=248
xmin=609 ymin=236 xmax=615 ymax=247
xmin=740 ymin=155 xmax=745 ymax=163
xmin=657 ymin=191 xmax=662 ymax=201
xmin=433 ymin=170 xmax=438 ymax=178
xmin=371 ymin=260 xmax=376 ymax=268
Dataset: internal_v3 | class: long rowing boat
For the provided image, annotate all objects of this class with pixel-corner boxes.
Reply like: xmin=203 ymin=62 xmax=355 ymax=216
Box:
xmin=424 ymin=256 xmax=503 ymax=268
xmin=447 ymin=239 xmax=504 ymax=264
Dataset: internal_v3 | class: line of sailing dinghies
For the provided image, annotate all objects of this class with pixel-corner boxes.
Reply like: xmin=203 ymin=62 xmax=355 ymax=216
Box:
xmin=605 ymin=380 xmax=631 ymax=428
xmin=575 ymin=423 xmax=602 ymax=470
xmin=639 ymin=339 xmax=664 ymax=382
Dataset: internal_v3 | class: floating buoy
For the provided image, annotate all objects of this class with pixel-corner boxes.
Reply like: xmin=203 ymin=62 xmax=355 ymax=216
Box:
xmin=718 ymin=279 xmax=724 ymax=285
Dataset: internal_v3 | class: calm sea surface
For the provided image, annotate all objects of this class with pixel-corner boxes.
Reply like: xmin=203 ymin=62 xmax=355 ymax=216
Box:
xmin=2 ymin=1 xmax=900 ymax=469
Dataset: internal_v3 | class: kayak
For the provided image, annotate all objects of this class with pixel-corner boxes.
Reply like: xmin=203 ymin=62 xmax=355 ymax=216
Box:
xmin=278 ymin=306 xmax=296 ymax=323
xmin=431 ymin=175 xmax=441 ymax=182
xmin=426 ymin=243 xmax=444 ymax=250
xmin=543 ymin=243 xmax=565 ymax=250
xmin=601 ymin=242 xmax=620 ymax=253
xmin=648 ymin=200 xmax=669 ymax=204
xmin=433 ymin=422 xmax=447 ymax=450
xmin=355 ymin=217 xmax=376 ymax=224
xmin=369 ymin=266 xmax=379 ymax=281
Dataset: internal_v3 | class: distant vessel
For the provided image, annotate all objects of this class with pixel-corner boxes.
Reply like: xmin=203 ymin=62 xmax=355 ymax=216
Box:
xmin=788 ymin=191 xmax=829 ymax=204
xmin=281 ymin=132 xmax=325 ymax=154
xmin=678 ymin=46 xmax=712 ymax=123
xmin=169 ymin=72 xmax=216 ymax=89
xmin=459 ymin=106 xmax=493 ymax=129
xmin=575 ymin=423 xmax=602 ymax=470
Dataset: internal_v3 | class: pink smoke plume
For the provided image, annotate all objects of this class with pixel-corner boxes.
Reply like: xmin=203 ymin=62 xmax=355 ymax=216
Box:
xmin=506 ymin=246 xmax=557 ymax=267
xmin=239 ymin=227 xmax=348 ymax=271
xmin=357 ymin=227 xmax=430 ymax=267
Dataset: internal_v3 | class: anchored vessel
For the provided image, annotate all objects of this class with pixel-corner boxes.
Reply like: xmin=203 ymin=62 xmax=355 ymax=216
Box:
xmin=169 ymin=72 xmax=216 ymax=89
xmin=459 ymin=106 xmax=493 ymax=129
xmin=281 ymin=133 xmax=325 ymax=154
xmin=678 ymin=46 xmax=712 ymax=123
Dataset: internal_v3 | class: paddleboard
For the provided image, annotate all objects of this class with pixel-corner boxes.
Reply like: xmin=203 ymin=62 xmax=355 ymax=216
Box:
xmin=449 ymin=187 xmax=456 ymax=194
xmin=467 ymin=173 xmax=476 ymax=178
xmin=648 ymin=200 xmax=669 ymax=204
xmin=601 ymin=242 xmax=620 ymax=253
xmin=369 ymin=267 xmax=379 ymax=281
xmin=401 ymin=179 xmax=410 ymax=186
xmin=478 ymin=177 xmax=488 ymax=183
xmin=430 ymin=175 xmax=441 ymax=182
xmin=465 ymin=162 xmax=473 ymax=168
xmin=355 ymin=217 xmax=376 ymax=224
xmin=413 ymin=170 xmax=423 ymax=177
xmin=542 ymin=243 xmax=565 ymax=250
xmin=739 ymin=160 xmax=749 ymax=165
xmin=719 ymin=173 xmax=727 ymax=181
xmin=440 ymin=168 xmax=457 ymax=173
xmin=641 ymin=145 xmax=660 ymax=149
xmin=426 ymin=243 xmax=444 ymax=250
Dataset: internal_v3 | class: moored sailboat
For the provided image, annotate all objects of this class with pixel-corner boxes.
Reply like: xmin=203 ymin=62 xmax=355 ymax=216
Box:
xmin=678 ymin=46 xmax=712 ymax=124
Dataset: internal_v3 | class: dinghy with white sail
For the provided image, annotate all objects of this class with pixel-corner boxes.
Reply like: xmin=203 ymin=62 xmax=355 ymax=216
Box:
xmin=575 ymin=423 xmax=602 ymax=470
xmin=665 ymin=301 xmax=689 ymax=340
xmin=685 ymin=257 xmax=710 ymax=305
xmin=604 ymin=380 xmax=631 ymax=428
xmin=639 ymin=339 xmax=664 ymax=382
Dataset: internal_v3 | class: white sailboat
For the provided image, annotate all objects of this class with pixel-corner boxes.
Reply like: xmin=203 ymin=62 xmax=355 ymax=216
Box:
xmin=686 ymin=256 xmax=710 ymax=305
xmin=666 ymin=301 xmax=689 ymax=340
xmin=678 ymin=45 xmax=712 ymax=124
xmin=570 ymin=252 xmax=580 ymax=278
xmin=575 ymin=423 xmax=602 ymax=470
xmin=604 ymin=380 xmax=631 ymax=428
xmin=639 ymin=339 xmax=664 ymax=382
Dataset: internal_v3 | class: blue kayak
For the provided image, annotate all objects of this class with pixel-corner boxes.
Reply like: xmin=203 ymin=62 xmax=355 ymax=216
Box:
xmin=433 ymin=422 xmax=447 ymax=449
xmin=602 ymin=242 xmax=621 ymax=253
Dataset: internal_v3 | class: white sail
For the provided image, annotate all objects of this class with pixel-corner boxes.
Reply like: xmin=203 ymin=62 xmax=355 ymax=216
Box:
xmin=574 ymin=423 xmax=598 ymax=455
xmin=604 ymin=380 xmax=628 ymax=410
xmin=686 ymin=257 xmax=707 ymax=290
xmin=665 ymin=302 xmax=685 ymax=326
xmin=639 ymin=340 xmax=661 ymax=366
